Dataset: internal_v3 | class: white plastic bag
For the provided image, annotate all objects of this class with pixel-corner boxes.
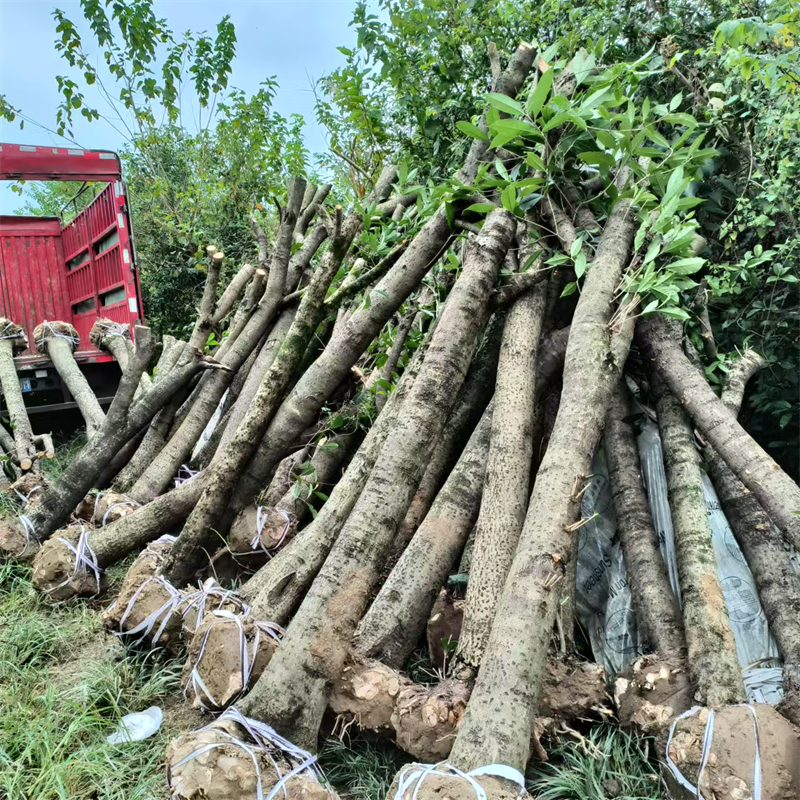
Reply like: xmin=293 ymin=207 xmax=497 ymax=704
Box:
xmin=106 ymin=706 xmax=163 ymax=744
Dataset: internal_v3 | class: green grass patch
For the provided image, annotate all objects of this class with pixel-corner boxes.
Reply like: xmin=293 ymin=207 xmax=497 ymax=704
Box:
xmin=0 ymin=562 xmax=182 ymax=800
xmin=529 ymin=725 xmax=663 ymax=800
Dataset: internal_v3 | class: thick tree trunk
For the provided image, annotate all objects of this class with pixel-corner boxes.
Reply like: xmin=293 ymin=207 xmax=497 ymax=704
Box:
xmin=655 ymin=376 xmax=745 ymax=706
xmin=0 ymin=321 xmax=35 ymax=472
xmin=453 ymin=279 xmax=547 ymax=677
xmin=34 ymin=322 xmax=105 ymax=437
xmin=354 ymin=402 xmax=493 ymax=668
xmin=390 ymin=313 xmax=504 ymax=563
xmin=705 ymin=352 xmax=800 ymax=725
xmin=605 ymin=380 xmax=686 ymax=656
xmin=446 ymin=190 xmax=635 ymax=774
xmin=237 ymin=210 xmax=515 ymax=749
xmin=638 ymin=313 xmax=800 ymax=550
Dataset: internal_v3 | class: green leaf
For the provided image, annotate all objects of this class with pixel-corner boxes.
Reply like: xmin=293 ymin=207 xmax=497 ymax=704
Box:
xmin=659 ymin=306 xmax=691 ymax=321
xmin=542 ymin=112 xmax=573 ymax=132
xmin=560 ymin=282 xmax=578 ymax=297
xmin=525 ymin=152 xmax=545 ymax=172
xmin=526 ymin=69 xmax=554 ymax=118
xmin=643 ymin=236 xmax=661 ymax=264
xmin=500 ymin=184 xmax=517 ymax=212
xmin=665 ymin=166 xmax=685 ymax=200
xmin=456 ymin=120 xmax=490 ymax=141
xmin=669 ymin=92 xmax=683 ymax=111
xmin=578 ymin=151 xmax=616 ymax=166
xmin=574 ymin=250 xmax=587 ymax=278
xmin=484 ymin=92 xmax=524 ymax=116
xmin=464 ymin=203 xmax=496 ymax=214
xmin=666 ymin=256 xmax=705 ymax=274
xmin=570 ymin=236 xmax=584 ymax=259
xmin=642 ymin=299 xmax=659 ymax=315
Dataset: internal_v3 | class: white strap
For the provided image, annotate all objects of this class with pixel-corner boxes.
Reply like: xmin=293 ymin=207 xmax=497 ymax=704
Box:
xmin=392 ymin=762 xmax=525 ymax=800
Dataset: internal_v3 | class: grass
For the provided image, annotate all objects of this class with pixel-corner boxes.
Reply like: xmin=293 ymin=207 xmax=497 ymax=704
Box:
xmin=0 ymin=561 xmax=183 ymax=800
xmin=528 ymin=725 xmax=663 ymax=800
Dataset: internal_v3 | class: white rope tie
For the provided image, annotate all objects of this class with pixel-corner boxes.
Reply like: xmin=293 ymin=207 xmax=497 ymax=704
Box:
xmin=47 ymin=525 xmax=103 ymax=597
xmin=233 ymin=507 xmax=292 ymax=558
xmin=171 ymin=707 xmax=331 ymax=800
xmin=0 ymin=321 xmax=25 ymax=341
xmin=392 ymin=762 xmax=526 ymax=800
xmin=174 ymin=464 xmax=199 ymax=488
xmin=101 ymin=497 xmax=141 ymax=526
xmin=665 ymin=704 xmax=762 ymax=800
xmin=96 ymin=320 xmax=127 ymax=339
xmin=14 ymin=484 xmax=41 ymax=506
xmin=183 ymin=610 xmax=285 ymax=711
xmin=111 ymin=575 xmax=186 ymax=645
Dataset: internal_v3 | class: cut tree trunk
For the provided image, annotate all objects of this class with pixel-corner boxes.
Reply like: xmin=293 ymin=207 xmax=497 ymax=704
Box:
xmin=638 ymin=313 xmax=800 ymax=551
xmin=33 ymin=321 xmax=105 ymax=437
xmin=445 ymin=186 xmax=635 ymax=774
xmin=654 ymin=372 xmax=745 ymax=707
xmin=0 ymin=320 xmax=36 ymax=471
xmin=453 ymin=277 xmax=547 ymax=678
xmin=237 ymin=209 xmax=515 ymax=749
xmin=605 ymin=380 xmax=686 ymax=656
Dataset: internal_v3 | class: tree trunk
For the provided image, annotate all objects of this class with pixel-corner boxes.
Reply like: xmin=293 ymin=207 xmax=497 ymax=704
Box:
xmin=638 ymin=313 xmax=800 ymax=551
xmin=368 ymin=309 xmax=415 ymax=414
xmin=354 ymin=401 xmax=493 ymax=668
xmin=453 ymin=279 xmax=547 ymax=677
xmin=655 ymin=375 xmax=745 ymax=706
xmin=0 ymin=321 xmax=35 ymax=471
xmin=34 ymin=322 xmax=105 ymax=437
xmin=446 ymin=190 xmax=635 ymax=774
xmin=242 ymin=352 xmax=421 ymax=624
xmin=237 ymin=209 xmax=515 ymax=750
xmin=705 ymin=352 xmax=800 ymax=725
xmin=605 ymin=380 xmax=686 ymax=656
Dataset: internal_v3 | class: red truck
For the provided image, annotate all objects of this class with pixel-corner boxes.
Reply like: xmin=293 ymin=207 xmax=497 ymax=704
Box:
xmin=0 ymin=143 xmax=144 ymax=422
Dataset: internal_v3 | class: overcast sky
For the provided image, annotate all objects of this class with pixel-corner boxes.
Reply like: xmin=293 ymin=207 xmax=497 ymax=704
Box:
xmin=0 ymin=0 xmax=362 ymax=212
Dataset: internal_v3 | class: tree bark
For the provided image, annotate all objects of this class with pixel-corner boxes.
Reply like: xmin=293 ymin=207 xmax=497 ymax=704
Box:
xmin=354 ymin=402 xmax=493 ymax=668
xmin=654 ymin=374 xmax=745 ymax=707
xmin=638 ymin=313 xmax=800 ymax=551
xmin=453 ymin=279 xmax=547 ymax=677
xmin=446 ymin=191 xmax=635 ymax=774
xmin=0 ymin=320 xmax=35 ymax=471
xmin=237 ymin=209 xmax=515 ymax=750
xmin=34 ymin=322 xmax=105 ymax=437
xmin=605 ymin=380 xmax=686 ymax=656
xmin=705 ymin=352 xmax=800 ymax=725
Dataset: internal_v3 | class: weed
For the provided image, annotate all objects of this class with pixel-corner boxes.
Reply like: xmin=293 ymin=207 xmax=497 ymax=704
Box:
xmin=529 ymin=725 xmax=663 ymax=800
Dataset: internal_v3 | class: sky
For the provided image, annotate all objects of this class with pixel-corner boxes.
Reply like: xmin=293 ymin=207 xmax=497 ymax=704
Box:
xmin=0 ymin=0 xmax=364 ymax=213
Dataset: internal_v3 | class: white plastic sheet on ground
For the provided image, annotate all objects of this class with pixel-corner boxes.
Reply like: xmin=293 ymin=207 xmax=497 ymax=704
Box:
xmin=575 ymin=420 xmax=783 ymax=702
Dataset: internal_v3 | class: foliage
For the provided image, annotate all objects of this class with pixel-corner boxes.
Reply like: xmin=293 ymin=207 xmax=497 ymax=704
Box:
xmin=529 ymin=724 xmax=662 ymax=800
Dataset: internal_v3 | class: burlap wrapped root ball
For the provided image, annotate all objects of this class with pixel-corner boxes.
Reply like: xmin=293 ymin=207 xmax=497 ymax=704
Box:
xmin=32 ymin=525 xmax=106 ymax=601
xmin=9 ymin=472 xmax=49 ymax=507
xmin=228 ymin=505 xmax=297 ymax=561
xmin=330 ymin=659 xmax=412 ymax=733
xmin=664 ymin=704 xmax=800 ymax=800
xmin=182 ymin=611 xmax=282 ymax=711
xmin=75 ymin=490 xmax=139 ymax=526
xmin=102 ymin=536 xmax=188 ymax=651
xmin=167 ymin=717 xmax=337 ymax=800
xmin=615 ymin=653 xmax=693 ymax=733
xmin=88 ymin=318 xmax=129 ymax=350
xmin=0 ymin=474 xmax=48 ymax=559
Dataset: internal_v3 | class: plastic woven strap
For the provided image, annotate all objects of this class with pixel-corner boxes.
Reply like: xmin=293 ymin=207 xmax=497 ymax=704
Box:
xmin=171 ymin=707 xmax=331 ymax=800
xmin=17 ymin=514 xmax=39 ymax=557
xmin=180 ymin=578 xmax=249 ymax=635
xmin=14 ymin=484 xmax=42 ymax=506
xmin=101 ymin=497 xmax=141 ymax=527
xmin=0 ymin=321 xmax=25 ymax=340
xmin=113 ymin=575 xmax=185 ymax=644
xmin=392 ymin=762 xmax=526 ymax=800
xmin=174 ymin=464 xmax=199 ymax=488
xmin=664 ymin=705 xmax=762 ymax=800
xmin=48 ymin=525 xmax=104 ymax=597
